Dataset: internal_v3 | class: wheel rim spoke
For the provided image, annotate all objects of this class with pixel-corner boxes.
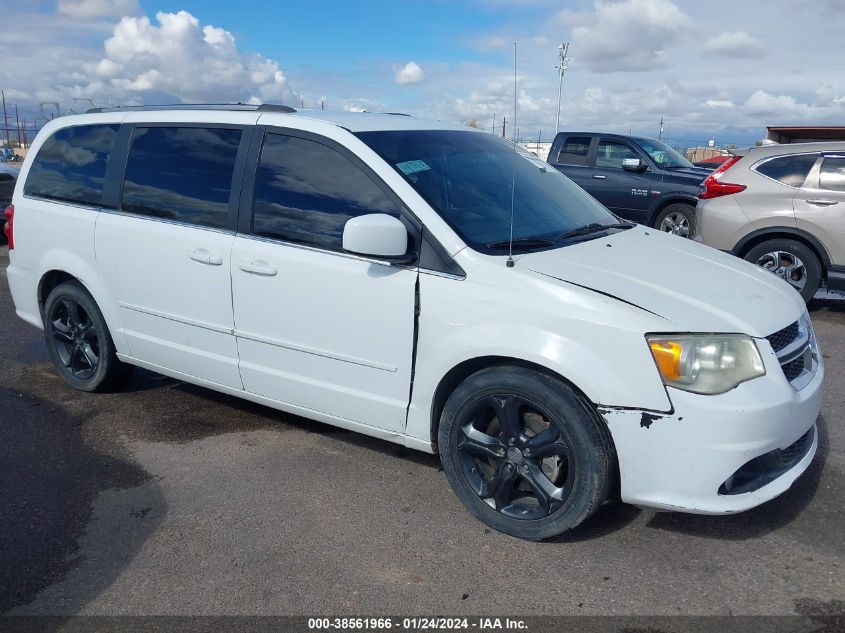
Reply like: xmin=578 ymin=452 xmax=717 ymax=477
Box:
xmin=81 ymin=343 xmax=98 ymax=368
xmin=488 ymin=395 xmax=523 ymax=440
xmin=492 ymin=464 xmax=518 ymax=511
xmin=62 ymin=299 xmax=81 ymax=329
xmin=525 ymin=426 xmax=568 ymax=458
xmin=52 ymin=319 xmax=74 ymax=343
xmin=520 ymin=463 xmax=565 ymax=516
xmin=66 ymin=346 xmax=82 ymax=369
xmin=458 ymin=424 xmax=505 ymax=459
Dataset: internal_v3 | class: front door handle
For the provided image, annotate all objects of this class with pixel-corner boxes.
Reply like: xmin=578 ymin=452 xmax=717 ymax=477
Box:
xmin=592 ymin=174 xmax=607 ymax=180
xmin=239 ymin=259 xmax=278 ymax=276
xmin=806 ymin=199 xmax=839 ymax=206
xmin=189 ymin=248 xmax=224 ymax=266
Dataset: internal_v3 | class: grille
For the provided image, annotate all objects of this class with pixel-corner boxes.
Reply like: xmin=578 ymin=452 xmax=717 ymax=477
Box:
xmin=766 ymin=321 xmax=800 ymax=353
xmin=782 ymin=356 xmax=806 ymax=382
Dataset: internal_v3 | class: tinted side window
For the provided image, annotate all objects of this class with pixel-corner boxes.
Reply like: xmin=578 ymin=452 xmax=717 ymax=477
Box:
xmin=595 ymin=140 xmax=638 ymax=169
xmin=555 ymin=136 xmax=591 ymax=166
xmin=122 ymin=126 xmax=242 ymax=230
xmin=24 ymin=124 xmax=118 ymax=206
xmin=819 ymin=157 xmax=845 ymax=193
xmin=755 ymin=154 xmax=818 ymax=187
xmin=252 ymin=133 xmax=400 ymax=251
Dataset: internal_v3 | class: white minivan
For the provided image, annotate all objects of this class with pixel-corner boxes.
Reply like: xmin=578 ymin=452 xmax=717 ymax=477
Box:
xmin=4 ymin=105 xmax=822 ymax=540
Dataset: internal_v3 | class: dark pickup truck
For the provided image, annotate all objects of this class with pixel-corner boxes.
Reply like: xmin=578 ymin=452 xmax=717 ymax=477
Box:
xmin=547 ymin=132 xmax=711 ymax=238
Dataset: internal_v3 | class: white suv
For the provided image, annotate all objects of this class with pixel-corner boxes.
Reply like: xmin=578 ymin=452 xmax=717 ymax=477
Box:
xmin=4 ymin=105 xmax=822 ymax=540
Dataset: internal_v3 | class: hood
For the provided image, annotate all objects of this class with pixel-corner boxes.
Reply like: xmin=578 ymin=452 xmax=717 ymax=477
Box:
xmin=517 ymin=226 xmax=805 ymax=337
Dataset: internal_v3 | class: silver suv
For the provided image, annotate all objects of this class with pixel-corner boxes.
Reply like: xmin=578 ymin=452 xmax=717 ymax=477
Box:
xmin=695 ymin=142 xmax=845 ymax=301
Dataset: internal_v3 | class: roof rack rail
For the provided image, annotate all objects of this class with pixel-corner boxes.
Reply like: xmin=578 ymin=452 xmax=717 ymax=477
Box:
xmin=382 ymin=112 xmax=411 ymax=117
xmin=85 ymin=103 xmax=297 ymax=114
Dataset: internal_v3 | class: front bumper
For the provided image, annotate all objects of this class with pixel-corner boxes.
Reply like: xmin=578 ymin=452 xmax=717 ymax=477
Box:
xmin=602 ymin=343 xmax=823 ymax=514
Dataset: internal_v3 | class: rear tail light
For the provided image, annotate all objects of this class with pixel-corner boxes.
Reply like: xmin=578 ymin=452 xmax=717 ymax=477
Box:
xmin=698 ymin=156 xmax=746 ymax=199
xmin=3 ymin=204 xmax=13 ymax=249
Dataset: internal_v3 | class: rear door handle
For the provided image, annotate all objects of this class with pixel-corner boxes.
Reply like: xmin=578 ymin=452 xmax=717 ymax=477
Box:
xmin=189 ymin=248 xmax=224 ymax=266
xmin=592 ymin=174 xmax=607 ymax=180
xmin=239 ymin=259 xmax=278 ymax=276
xmin=806 ymin=199 xmax=839 ymax=206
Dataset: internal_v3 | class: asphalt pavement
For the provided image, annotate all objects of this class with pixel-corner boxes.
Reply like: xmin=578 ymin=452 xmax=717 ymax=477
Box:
xmin=1 ymin=246 xmax=843 ymax=616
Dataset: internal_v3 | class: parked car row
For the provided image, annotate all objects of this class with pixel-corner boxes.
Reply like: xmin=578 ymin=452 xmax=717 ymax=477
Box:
xmin=547 ymin=131 xmax=845 ymax=303
xmin=548 ymin=131 xmax=710 ymax=238
xmin=4 ymin=105 xmax=821 ymax=540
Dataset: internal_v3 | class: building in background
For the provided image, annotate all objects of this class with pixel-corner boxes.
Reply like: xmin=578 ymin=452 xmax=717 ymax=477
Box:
xmin=766 ymin=126 xmax=845 ymax=144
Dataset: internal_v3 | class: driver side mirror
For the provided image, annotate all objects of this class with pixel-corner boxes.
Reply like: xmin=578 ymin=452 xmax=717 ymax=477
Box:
xmin=622 ymin=158 xmax=648 ymax=173
xmin=342 ymin=214 xmax=415 ymax=264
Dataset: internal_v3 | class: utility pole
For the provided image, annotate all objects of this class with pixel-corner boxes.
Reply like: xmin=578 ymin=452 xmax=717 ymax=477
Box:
xmin=658 ymin=115 xmax=664 ymax=142
xmin=15 ymin=104 xmax=21 ymax=147
xmin=1 ymin=90 xmax=9 ymax=146
xmin=555 ymin=43 xmax=571 ymax=135
xmin=502 ymin=116 xmax=506 ymax=139
xmin=492 ymin=113 xmax=496 ymax=134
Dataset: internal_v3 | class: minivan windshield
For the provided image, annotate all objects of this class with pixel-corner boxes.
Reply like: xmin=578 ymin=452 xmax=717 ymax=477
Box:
xmin=634 ymin=138 xmax=694 ymax=169
xmin=356 ymin=130 xmax=624 ymax=254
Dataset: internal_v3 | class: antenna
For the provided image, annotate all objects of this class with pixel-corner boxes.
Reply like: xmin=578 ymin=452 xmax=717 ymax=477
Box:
xmin=506 ymin=42 xmax=517 ymax=268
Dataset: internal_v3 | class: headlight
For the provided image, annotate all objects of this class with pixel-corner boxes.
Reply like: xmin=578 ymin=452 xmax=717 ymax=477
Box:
xmin=646 ymin=334 xmax=765 ymax=395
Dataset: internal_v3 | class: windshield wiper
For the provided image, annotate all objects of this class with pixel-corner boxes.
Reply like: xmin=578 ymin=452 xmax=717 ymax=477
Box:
xmin=558 ymin=222 xmax=633 ymax=240
xmin=486 ymin=236 xmax=555 ymax=250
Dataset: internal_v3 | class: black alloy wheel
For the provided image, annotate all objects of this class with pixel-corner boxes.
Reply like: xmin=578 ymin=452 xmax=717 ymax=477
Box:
xmin=456 ymin=394 xmax=576 ymax=520
xmin=49 ymin=297 xmax=100 ymax=380
xmin=439 ymin=366 xmax=613 ymax=540
xmin=43 ymin=281 xmax=133 ymax=392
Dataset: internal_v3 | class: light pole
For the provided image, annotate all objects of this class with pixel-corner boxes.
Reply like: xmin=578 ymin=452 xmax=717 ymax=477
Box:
xmin=555 ymin=43 xmax=570 ymax=135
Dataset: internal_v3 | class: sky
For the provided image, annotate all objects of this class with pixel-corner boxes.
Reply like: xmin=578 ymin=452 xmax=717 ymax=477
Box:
xmin=2 ymin=0 xmax=844 ymax=147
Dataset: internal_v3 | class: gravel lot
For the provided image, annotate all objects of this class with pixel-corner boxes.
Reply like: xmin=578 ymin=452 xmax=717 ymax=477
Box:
xmin=1 ymin=245 xmax=843 ymax=617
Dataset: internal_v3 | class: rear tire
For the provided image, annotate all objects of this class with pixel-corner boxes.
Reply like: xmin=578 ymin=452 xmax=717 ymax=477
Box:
xmin=655 ymin=203 xmax=696 ymax=238
xmin=438 ymin=366 xmax=613 ymax=541
xmin=43 ymin=281 xmax=133 ymax=392
xmin=744 ymin=239 xmax=821 ymax=302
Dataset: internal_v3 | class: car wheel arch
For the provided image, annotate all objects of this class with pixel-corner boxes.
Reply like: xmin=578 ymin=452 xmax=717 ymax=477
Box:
xmin=35 ymin=262 xmax=127 ymax=354
xmin=734 ymin=227 xmax=831 ymax=271
xmin=648 ymin=196 xmax=697 ymax=227
xmin=429 ymin=355 xmax=599 ymax=446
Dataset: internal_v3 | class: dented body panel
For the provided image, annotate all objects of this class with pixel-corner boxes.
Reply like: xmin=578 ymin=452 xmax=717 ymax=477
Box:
xmin=602 ymin=344 xmax=823 ymax=513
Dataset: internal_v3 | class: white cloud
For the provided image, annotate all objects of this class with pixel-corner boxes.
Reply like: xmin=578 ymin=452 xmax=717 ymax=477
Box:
xmin=395 ymin=61 xmax=424 ymax=85
xmin=704 ymin=99 xmax=736 ymax=108
xmin=742 ymin=90 xmax=804 ymax=116
xmin=703 ymin=31 xmax=766 ymax=58
xmin=57 ymin=0 xmax=140 ymax=19
xmin=79 ymin=11 xmax=297 ymax=105
xmin=569 ymin=0 xmax=693 ymax=73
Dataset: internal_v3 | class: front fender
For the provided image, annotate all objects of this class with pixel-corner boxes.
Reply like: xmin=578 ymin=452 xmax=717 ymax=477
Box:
xmin=405 ymin=273 xmax=673 ymax=446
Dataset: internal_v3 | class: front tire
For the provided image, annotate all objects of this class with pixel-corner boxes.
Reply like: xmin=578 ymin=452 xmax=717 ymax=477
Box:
xmin=655 ymin=203 xmax=696 ymax=238
xmin=438 ymin=366 xmax=613 ymax=541
xmin=744 ymin=239 xmax=821 ymax=302
xmin=43 ymin=281 xmax=133 ymax=392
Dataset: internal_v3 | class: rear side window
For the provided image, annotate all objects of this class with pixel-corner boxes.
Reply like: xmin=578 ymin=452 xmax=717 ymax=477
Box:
xmin=554 ymin=136 xmax=591 ymax=166
xmin=754 ymin=154 xmax=818 ymax=187
xmin=121 ymin=126 xmax=242 ymax=230
xmin=819 ymin=157 xmax=845 ymax=192
xmin=24 ymin=124 xmax=118 ymax=206
xmin=251 ymin=133 xmax=400 ymax=251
